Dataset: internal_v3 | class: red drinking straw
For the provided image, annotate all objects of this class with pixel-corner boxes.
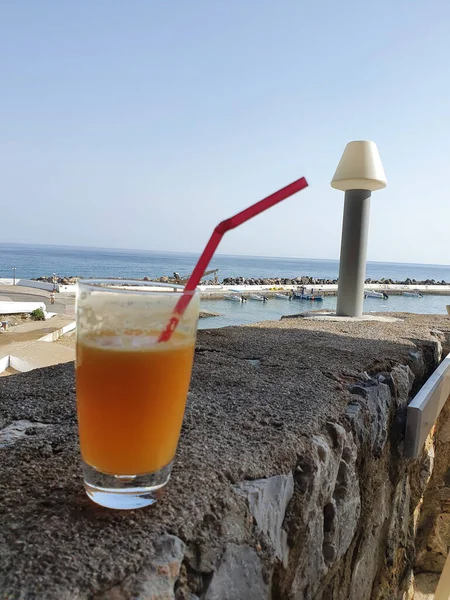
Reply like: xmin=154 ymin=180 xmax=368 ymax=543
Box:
xmin=158 ymin=176 xmax=308 ymax=342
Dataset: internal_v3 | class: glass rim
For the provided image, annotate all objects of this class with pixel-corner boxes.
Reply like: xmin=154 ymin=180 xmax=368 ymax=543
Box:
xmin=77 ymin=278 xmax=200 ymax=296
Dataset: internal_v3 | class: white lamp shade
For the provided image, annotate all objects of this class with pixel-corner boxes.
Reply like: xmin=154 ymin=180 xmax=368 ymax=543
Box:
xmin=331 ymin=140 xmax=387 ymax=191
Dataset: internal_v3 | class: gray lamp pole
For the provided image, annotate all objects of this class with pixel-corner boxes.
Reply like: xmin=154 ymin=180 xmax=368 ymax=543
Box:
xmin=12 ymin=267 xmax=16 ymax=286
xmin=331 ymin=141 xmax=387 ymax=317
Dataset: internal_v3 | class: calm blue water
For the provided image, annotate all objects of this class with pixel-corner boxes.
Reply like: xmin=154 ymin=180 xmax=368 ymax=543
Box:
xmin=1 ymin=243 xmax=449 ymax=325
xmin=199 ymin=294 xmax=450 ymax=329
xmin=1 ymin=243 xmax=450 ymax=282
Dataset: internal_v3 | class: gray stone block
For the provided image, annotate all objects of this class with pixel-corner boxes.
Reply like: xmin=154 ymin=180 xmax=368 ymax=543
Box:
xmin=348 ymin=382 xmax=391 ymax=456
xmin=290 ymin=425 xmax=361 ymax=598
xmin=234 ymin=473 xmax=294 ymax=566
xmin=204 ymin=544 xmax=268 ymax=600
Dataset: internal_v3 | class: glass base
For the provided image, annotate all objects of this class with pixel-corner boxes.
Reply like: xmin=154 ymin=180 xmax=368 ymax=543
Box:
xmin=81 ymin=460 xmax=173 ymax=510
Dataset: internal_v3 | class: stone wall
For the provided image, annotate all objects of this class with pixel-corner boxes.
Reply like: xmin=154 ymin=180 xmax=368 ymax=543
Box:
xmin=1 ymin=313 xmax=450 ymax=599
xmin=273 ymin=362 xmax=439 ymax=600
xmin=412 ymin=391 xmax=450 ymax=597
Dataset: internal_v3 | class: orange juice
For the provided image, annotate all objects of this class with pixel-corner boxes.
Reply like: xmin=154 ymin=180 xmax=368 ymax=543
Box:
xmin=76 ymin=331 xmax=195 ymax=475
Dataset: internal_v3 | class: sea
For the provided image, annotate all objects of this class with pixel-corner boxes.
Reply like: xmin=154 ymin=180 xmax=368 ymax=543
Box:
xmin=1 ymin=243 xmax=450 ymax=328
xmin=2 ymin=243 xmax=450 ymax=282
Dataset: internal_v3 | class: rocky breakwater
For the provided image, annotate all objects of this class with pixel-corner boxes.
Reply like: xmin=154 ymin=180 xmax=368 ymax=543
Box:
xmin=33 ymin=274 xmax=450 ymax=287
xmin=1 ymin=314 xmax=450 ymax=599
xmin=34 ymin=275 xmax=79 ymax=285
xmin=218 ymin=276 xmax=450 ymax=287
xmin=220 ymin=276 xmax=338 ymax=286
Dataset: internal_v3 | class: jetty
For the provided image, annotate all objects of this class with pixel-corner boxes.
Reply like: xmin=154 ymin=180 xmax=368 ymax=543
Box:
xmin=10 ymin=277 xmax=450 ymax=300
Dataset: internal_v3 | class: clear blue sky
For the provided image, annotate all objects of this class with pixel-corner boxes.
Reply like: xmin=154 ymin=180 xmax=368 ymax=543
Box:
xmin=1 ymin=1 xmax=449 ymax=264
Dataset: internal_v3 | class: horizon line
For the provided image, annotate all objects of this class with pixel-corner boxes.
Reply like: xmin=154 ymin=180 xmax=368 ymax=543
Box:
xmin=0 ymin=241 xmax=449 ymax=270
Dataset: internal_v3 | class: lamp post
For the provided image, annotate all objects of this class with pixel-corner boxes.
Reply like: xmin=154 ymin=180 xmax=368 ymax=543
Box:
xmin=331 ymin=141 xmax=387 ymax=317
xmin=12 ymin=267 xmax=16 ymax=286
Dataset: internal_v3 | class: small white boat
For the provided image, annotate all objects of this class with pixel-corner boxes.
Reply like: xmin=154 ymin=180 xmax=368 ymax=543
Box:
xmin=364 ymin=290 xmax=385 ymax=299
xmin=224 ymin=294 xmax=243 ymax=302
xmin=249 ymin=294 xmax=266 ymax=302
xmin=275 ymin=293 xmax=291 ymax=300
xmin=402 ymin=291 xmax=423 ymax=298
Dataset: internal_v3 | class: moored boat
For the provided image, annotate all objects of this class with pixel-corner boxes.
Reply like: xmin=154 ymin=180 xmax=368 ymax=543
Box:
xmin=364 ymin=290 xmax=388 ymax=299
xmin=293 ymin=292 xmax=324 ymax=301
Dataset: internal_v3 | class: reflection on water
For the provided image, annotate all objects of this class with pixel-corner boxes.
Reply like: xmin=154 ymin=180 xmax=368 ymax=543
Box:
xmin=199 ymin=294 xmax=450 ymax=329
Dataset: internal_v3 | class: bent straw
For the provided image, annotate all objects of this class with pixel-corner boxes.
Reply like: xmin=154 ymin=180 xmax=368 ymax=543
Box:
xmin=158 ymin=176 xmax=308 ymax=342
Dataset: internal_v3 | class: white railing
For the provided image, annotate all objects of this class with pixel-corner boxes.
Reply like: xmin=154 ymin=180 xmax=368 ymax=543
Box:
xmin=0 ymin=355 xmax=37 ymax=375
xmin=0 ymin=301 xmax=47 ymax=315
xmin=404 ymin=352 xmax=450 ymax=458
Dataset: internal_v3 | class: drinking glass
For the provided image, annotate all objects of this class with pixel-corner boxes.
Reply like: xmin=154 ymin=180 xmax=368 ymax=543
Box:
xmin=76 ymin=279 xmax=199 ymax=509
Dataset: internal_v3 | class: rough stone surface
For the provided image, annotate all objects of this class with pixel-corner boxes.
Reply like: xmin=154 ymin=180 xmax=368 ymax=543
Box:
xmin=412 ymin=572 xmax=439 ymax=598
xmin=290 ymin=311 xmax=401 ymax=323
xmin=414 ymin=396 xmax=450 ymax=576
xmin=347 ymin=382 xmax=391 ymax=456
xmin=0 ymin=419 xmax=51 ymax=448
xmin=95 ymin=535 xmax=185 ymax=600
xmin=349 ymin=479 xmax=391 ymax=600
xmin=391 ymin=365 xmax=415 ymax=407
xmin=283 ymin=423 xmax=361 ymax=599
xmin=203 ymin=544 xmax=268 ymax=600
xmin=234 ymin=474 xmax=294 ymax=566
xmin=0 ymin=313 xmax=449 ymax=599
